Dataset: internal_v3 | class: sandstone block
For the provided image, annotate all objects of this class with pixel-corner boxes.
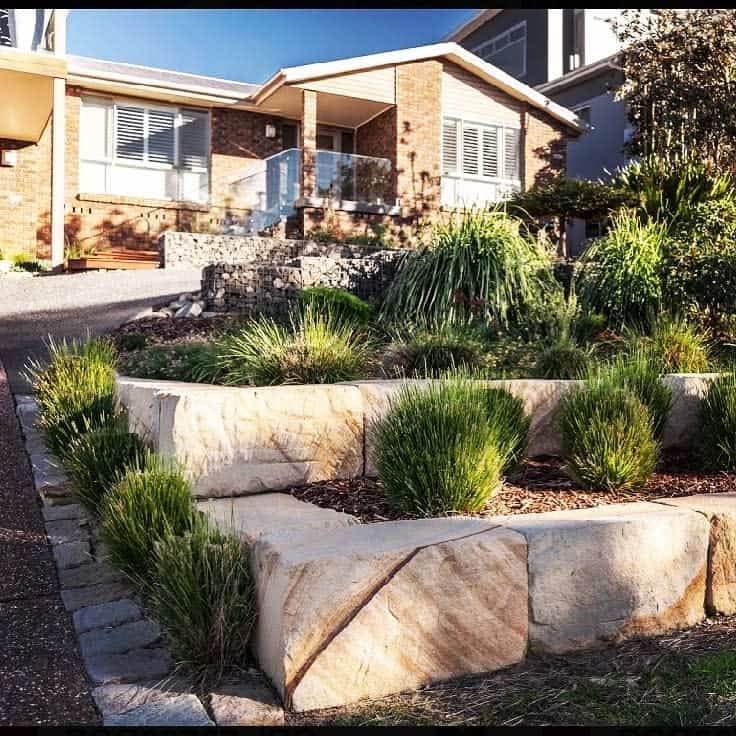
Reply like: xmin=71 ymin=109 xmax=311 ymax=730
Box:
xmin=198 ymin=493 xmax=357 ymax=545
xmin=209 ymin=674 xmax=284 ymax=726
xmin=661 ymin=374 xmax=718 ymax=449
xmin=252 ymin=518 xmax=528 ymax=711
xmin=155 ymin=384 xmax=364 ymax=497
xmin=656 ymin=493 xmax=736 ymax=615
xmin=499 ymin=501 xmax=709 ymax=654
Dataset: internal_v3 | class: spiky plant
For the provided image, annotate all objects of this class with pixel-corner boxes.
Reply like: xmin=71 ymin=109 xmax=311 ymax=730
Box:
xmin=148 ymin=518 xmax=256 ymax=683
xmin=700 ymin=370 xmax=736 ymax=470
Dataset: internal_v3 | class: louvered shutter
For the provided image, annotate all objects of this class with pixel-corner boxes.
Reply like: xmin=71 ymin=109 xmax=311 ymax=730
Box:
xmin=179 ymin=109 xmax=208 ymax=170
xmin=504 ymin=128 xmax=521 ymax=180
xmin=462 ymin=126 xmax=479 ymax=176
xmin=442 ymin=119 xmax=459 ymax=176
xmin=481 ymin=127 xmax=499 ymax=178
xmin=147 ymin=109 xmax=176 ymax=165
xmin=115 ymin=106 xmax=145 ymax=161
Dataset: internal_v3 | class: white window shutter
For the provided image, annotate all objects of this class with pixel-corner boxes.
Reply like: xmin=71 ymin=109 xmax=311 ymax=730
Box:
xmin=482 ymin=127 xmax=499 ymax=178
xmin=462 ymin=126 xmax=479 ymax=177
xmin=147 ymin=109 xmax=176 ymax=165
xmin=504 ymin=128 xmax=521 ymax=180
xmin=442 ymin=118 xmax=459 ymax=176
xmin=179 ymin=109 xmax=208 ymax=170
xmin=115 ymin=106 xmax=145 ymax=161
xmin=80 ymin=98 xmax=111 ymax=160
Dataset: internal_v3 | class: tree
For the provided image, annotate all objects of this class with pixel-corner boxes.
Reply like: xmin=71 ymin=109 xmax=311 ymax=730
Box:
xmin=508 ymin=177 xmax=636 ymax=257
xmin=613 ymin=9 xmax=736 ymax=173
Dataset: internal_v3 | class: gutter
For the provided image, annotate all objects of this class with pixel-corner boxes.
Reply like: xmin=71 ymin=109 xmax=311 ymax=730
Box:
xmin=536 ymin=53 xmax=621 ymax=96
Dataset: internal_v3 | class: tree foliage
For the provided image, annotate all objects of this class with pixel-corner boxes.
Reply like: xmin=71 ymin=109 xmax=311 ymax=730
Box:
xmin=614 ymin=9 xmax=736 ymax=172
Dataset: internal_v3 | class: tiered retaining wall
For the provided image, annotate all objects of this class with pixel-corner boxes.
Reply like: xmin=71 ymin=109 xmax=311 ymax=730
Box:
xmin=116 ymin=373 xmax=735 ymax=713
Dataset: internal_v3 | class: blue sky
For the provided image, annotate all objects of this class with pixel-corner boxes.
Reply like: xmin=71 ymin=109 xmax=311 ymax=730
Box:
xmin=67 ymin=9 xmax=479 ymax=83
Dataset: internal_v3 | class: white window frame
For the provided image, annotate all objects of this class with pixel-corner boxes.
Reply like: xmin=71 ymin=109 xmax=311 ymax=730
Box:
xmin=79 ymin=95 xmax=211 ymax=203
xmin=473 ymin=21 xmax=527 ymax=79
xmin=441 ymin=116 xmax=522 ymax=186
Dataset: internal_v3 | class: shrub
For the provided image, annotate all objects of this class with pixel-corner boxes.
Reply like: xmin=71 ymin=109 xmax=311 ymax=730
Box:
xmin=625 ymin=316 xmax=711 ymax=374
xmin=534 ymin=336 xmax=593 ymax=379
xmin=380 ymin=206 xmax=557 ymax=328
xmin=700 ymin=371 xmax=736 ymax=470
xmin=115 ymin=331 xmax=147 ymax=352
xmin=560 ymin=382 xmax=659 ymax=491
xmin=381 ymin=326 xmax=485 ymax=378
xmin=148 ymin=519 xmax=256 ymax=679
xmin=577 ymin=210 xmax=668 ymax=328
xmin=100 ymin=457 xmax=196 ymax=583
xmin=117 ymin=342 xmax=223 ymax=384
xmin=12 ymin=252 xmax=44 ymax=272
xmin=64 ymin=413 xmax=149 ymax=516
xmin=296 ymin=287 xmax=374 ymax=325
xmin=25 ymin=336 xmax=118 ymax=459
xmin=574 ymin=313 xmax=608 ymax=344
xmin=370 ymin=378 xmax=506 ymax=517
xmin=216 ymin=304 xmax=372 ymax=386
xmin=593 ymin=353 xmax=672 ymax=439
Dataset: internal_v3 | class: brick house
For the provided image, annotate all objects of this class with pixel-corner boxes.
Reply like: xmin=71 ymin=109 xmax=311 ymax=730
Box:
xmin=0 ymin=11 xmax=585 ymax=267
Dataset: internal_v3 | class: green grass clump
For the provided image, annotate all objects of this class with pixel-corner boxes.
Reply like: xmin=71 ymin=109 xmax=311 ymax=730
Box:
xmin=626 ymin=316 xmax=711 ymax=374
xmin=148 ymin=518 xmax=256 ymax=680
xmin=534 ymin=336 xmax=593 ymax=379
xmin=382 ymin=326 xmax=485 ymax=378
xmin=100 ymin=457 xmax=196 ymax=584
xmin=25 ymin=336 xmax=118 ymax=460
xmin=593 ymin=353 xmax=672 ymax=438
xmin=296 ymin=287 xmax=374 ymax=325
xmin=560 ymin=381 xmax=658 ymax=491
xmin=118 ymin=342 xmax=223 ymax=384
xmin=64 ymin=413 xmax=149 ymax=516
xmin=700 ymin=371 xmax=736 ymax=470
xmin=380 ymin=206 xmax=557 ymax=328
xmin=483 ymin=387 xmax=530 ymax=473
xmin=215 ymin=303 xmax=372 ymax=385
xmin=370 ymin=378 xmax=509 ymax=516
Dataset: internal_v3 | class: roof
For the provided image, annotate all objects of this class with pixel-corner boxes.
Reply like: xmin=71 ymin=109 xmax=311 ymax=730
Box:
xmin=536 ymin=53 xmax=622 ymax=96
xmin=443 ymin=10 xmax=502 ymax=42
xmin=67 ymin=54 xmax=261 ymax=102
xmin=256 ymin=42 xmax=586 ymax=133
xmin=64 ymin=42 xmax=586 ymax=133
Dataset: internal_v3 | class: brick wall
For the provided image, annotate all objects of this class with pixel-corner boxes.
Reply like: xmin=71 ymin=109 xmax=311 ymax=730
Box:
xmin=0 ymin=129 xmax=52 ymax=259
xmin=523 ymin=105 xmax=569 ymax=188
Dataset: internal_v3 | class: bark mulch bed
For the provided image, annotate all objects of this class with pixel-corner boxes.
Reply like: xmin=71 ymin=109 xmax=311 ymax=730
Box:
xmin=290 ymin=451 xmax=736 ymax=523
xmin=109 ymin=313 xmax=249 ymax=347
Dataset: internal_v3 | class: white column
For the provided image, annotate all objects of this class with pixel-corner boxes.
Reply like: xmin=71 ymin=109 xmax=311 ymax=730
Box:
xmin=50 ymin=75 xmax=65 ymax=268
xmin=547 ymin=9 xmax=564 ymax=83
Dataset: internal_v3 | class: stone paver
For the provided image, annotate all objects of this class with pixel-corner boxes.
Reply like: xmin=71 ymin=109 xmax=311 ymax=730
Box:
xmin=84 ymin=647 xmax=174 ymax=684
xmin=45 ymin=518 xmax=90 ymax=545
xmin=79 ymin=620 xmax=161 ymax=658
xmin=74 ymin=599 xmax=143 ymax=634
xmin=210 ymin=674 xmax=284 ymax=726
xmin=59 ymin=561 xmax=126 ymax=590
xmin=42 ymin=503 xmax=85 ymax=522
xmin=52 ymin=541 xmax=92 ymax=570
xmin=61 ymin=581 xmax=133 ymax=612
xmin=104 ymin=694 xmax=214 ymax=726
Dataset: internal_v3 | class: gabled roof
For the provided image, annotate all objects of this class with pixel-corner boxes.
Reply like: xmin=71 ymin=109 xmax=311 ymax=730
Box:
xmin=443 ymin=10 xmax=502 ymax=43
xmin=255 ymin=42 xmax=586 ymax=133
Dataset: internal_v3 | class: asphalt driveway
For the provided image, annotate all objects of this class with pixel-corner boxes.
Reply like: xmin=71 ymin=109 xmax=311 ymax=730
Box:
xmin=0 ymin=268 xmax=201 ymax=393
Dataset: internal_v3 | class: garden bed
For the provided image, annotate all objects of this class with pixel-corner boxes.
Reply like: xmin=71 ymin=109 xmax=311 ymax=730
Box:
xmin=289 ymin=451 xmax=736 ymax=522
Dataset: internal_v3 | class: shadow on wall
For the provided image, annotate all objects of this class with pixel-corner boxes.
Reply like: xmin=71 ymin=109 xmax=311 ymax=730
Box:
xmin=529 ymin=138 xmax=567 ymax=187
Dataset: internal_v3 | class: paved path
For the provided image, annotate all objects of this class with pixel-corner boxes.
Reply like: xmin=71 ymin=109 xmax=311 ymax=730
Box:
xmin=0 ymin=359 xmax=99 ymax=725
xmin=0 ymin=268 xmax=201 ymax=393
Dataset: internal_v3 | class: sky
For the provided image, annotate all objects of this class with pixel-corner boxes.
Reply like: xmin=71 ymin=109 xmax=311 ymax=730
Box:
xmin=67 ymin=9 xmax=479 ymax=84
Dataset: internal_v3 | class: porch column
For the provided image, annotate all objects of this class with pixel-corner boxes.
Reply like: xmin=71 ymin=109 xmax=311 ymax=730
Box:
xmin=50 ymin=75 xmax=65 ymax=268
xmin=301 ymin=89 xmax=317 ymax=199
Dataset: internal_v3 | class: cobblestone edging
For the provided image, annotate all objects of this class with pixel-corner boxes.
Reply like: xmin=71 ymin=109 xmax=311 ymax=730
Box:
xmin=14 ymin=394 xmax=284 ymax=727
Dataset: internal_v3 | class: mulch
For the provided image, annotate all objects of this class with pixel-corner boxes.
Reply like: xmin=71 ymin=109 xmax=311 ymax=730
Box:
xmin=0 ymin=359 xmax=99 ymax=725
xmin=290 ymin=451 xmax=736 ymax=523
xmin=110 ymin=314 xmax=248 ymax=347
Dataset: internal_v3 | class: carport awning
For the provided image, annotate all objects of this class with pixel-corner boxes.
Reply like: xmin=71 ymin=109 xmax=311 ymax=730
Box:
xmin=0 ymin=47 xmax=66 ymax=142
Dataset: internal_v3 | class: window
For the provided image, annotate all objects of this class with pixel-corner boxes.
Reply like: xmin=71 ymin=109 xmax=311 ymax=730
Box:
xmin=572 ymin=9 xmax=585 ymax=69
xmin=573 ymin=105 xmax=591 ymax=126
xmin=442 ymin=117 xmax=521 ymax=183
xmin=79 ymin=96 xmax=210 ymax=203
xmin=474 ymin=21 xmax=526 ymax=78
